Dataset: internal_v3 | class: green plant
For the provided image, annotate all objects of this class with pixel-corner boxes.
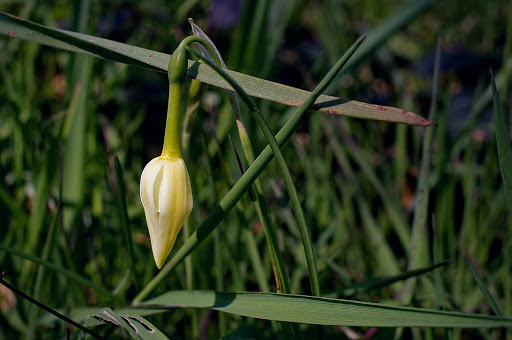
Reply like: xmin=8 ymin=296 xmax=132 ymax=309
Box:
xmin=0 ymin=1 xmax=511 ymax=339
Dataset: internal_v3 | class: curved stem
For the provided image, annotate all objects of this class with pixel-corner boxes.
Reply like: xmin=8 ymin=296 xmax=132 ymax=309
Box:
xmin=187 ymin=47 xmax=322 ymax=296
xmin=177 ymin=36 xmax=291 ymax=294
xmin=133 ymin=35 xmax=365 ymax=304
xmin=161 ymin=82 xmax=183 ymax=158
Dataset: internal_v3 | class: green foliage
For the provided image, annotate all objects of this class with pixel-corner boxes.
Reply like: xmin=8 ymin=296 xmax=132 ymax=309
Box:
xmin=0 ymin=1 xmax=511 ymax=339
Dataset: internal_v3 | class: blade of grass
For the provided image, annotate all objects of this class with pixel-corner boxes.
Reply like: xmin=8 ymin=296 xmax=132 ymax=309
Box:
xmin=189 ymin=34 xmax=366 ymax=299
xmin=356 ymin=195 xmax=400 ymax=279
xmin=84 ymin=308 xmax=169 ymax=340
xmin=85 ymin=307 xmax=143 ymax=340
xmin=26 ymin=140 xmax=60 ymax=340
xmin=0 ymin=272 xmax=104 ymax=340
xmin=402 ymin=37 xmax=441 ymax=303
xmin=38 ymin=307 xmax=167 ymax=325
xmin=0 ymin=243 xmax=125 ymax=304
xmin=189 ymin=18 xmax=243 ymax=127
xmin=0 ymin=11 xmax=432 ymax=126
xmin=61 ymin=55 xmax=93 ymax=232
xmin=490 ymin=68 xmax=512 ymax=217
xmin=139 ymin=290 xmax=512 ymax=328
xmin=0 ymin=184 xmax=28 ymax=223
xmin=449 ymin=58 xmax=512 ymax=158
xmin=113 ymin=156 xmax=140 ymax=292
xmin=188 ymin=46 xmax=323 ymax=297
xmin=333 ymin=0 xmax=436 ymax=79
xmin=193 ymin=27 xmax=300 ymax=332
xmin=336 ymin=124 xmax=412 ymax=252
xmin=339 ymin=261 xmax=449 ymax=297
xmin=189 ymin=23 xmax=291 ymax=295
xmin=133 ymin=35 xmax=366 ymax=304
xmin=460 ymin=252 xmax=512 ymax=335
xmin=243 ymin=229 xmax=270 ymax=292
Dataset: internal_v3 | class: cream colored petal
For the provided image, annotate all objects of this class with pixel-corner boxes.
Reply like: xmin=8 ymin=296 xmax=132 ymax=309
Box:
xmin=140 ymin=157 xmax=164 ymax=259
xmin=141 ymin=156 xmax=194 ymax=269
xmin=141 ymin=157 xmax=163 ymax=214
xmin=152 ymin=159 xmax=173 ymax=268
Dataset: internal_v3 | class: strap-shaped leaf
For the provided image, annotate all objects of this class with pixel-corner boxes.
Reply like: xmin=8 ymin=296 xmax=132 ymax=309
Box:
xmin=0 ymin=12 xmax=433 ymax=126
xmin=139 ymin=290 xmax=512 ymax=328
xmin=85 ymin=307 xmax=169 ymax=339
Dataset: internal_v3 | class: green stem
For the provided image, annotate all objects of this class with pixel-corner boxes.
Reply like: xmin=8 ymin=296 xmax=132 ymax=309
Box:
xmin=182 ymin=89 xmax=200 ymax=340
xmin=114 ymin=156 xmax=140 ymax=292
xmin=187 ymin=48 xmax=321 ymax=296
xmin=178 ymin=35 xmax=291 ymax=294
xmin=236 ymin=121 xmax=291 ymax=294
xmin=0 ymin=273 xmax=104 ymax=340
xmin=133 ymin=35 xmax=365 ymax=304
xmin=161 ymin=82 xmax=182 ymax=158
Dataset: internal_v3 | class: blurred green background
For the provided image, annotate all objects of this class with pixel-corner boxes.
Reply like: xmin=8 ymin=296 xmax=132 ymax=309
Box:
xmin=0 ymin=0 xmax=511 ymax=339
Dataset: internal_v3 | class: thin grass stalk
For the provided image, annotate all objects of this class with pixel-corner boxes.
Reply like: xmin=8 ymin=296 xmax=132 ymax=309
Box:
xmin=187 ymin=47 xmax=321 ymax=297
xmin=133 ymin=35 xmax=365 ymax=303
xmin=242 ymin=0 xmax=269 ymax=72
xmin=26 ymin=203 xmax=58 ymax=340
xmin=491 ymin=69 xmax=512 ymax=217
xmin=26 ymin=140 xmax=60 ymax=340
xmin=185 ymin=25 xmax=292 ymax=294
xmin=113 ymin=156 xmax=140 ymax=292
xmin=182 ymin=90 xmax=201 ymax=339
xmin=213 ymin=229 xmax=227 ymax=336
xmin=229 ymin=136 xmax=291 ymax=335
xmin=400 ymin=38 xmax=440 ymax=312
xmin=450 ymin=58 xmax=512 ymax=159
xmin=0 ymin=273 xmax=104 ymax=340
xmin=236 ymin=121 xmax=291 ymax=295
xmin=460 ymin=252 xmax=512 ymax=336
xmin=243 ymin=229 xmax=270 ymax=292
xmin=330 ymin=0 xmax=435 ymax=84
xmin=0 ymin=243 xmax=125 ymax=304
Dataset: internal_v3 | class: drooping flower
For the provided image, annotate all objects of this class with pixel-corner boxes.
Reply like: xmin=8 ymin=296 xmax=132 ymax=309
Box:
xmin=140 ymin=38 xmax=194 ymax=269
xmin=140 ymin=156 xmax=193 ymax=269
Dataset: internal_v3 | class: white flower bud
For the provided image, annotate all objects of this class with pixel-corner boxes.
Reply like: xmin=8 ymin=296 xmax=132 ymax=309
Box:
xmin=140 ymin=156 xmax=193 ymax=269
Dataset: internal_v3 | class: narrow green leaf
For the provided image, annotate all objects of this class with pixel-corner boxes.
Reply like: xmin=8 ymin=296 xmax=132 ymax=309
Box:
xmin=85 ymin=308 xmax=169 ymax=340
xmin=0 ymin=274 xmax=104 ymax=340
xmin=339 ymin=261 xmax=449 ymax=297
xmin=0 ymin=11 xmax=433 ymax=126
xmin=0 ymin=243 xmax=125 ymax=304
xmin=114 ymin=156 xmax=140 ymax=291
xmin=460 ymin=252 xmax=512 ymax=335
xmin=402 ymin=37 xmax=441 ymax=304
xmin=188 ymin=43 xmax=324 ymax=297
xmin=133 ymin=35 xmax=366 ymax=303
xmin=0 ymin=183 xmax=28 ymax=223
xmin=61 ymin=56 xmax=93 ymax=231
xmin=491 ymin=69 xmax=512 ymax=217
xmin=139 ymin=290 xmax=512 ymax=328
xmin=337 ymin=0 xmax=436 ymax=76
xmin=189 ymin=18 xmax=242 ymax=122
xmin=85 ymin=307 xmax=142 ymax=340
xmin=38 ymin=307 xmax=167 ymax=325
xmin=357 ymin=195 xmax=400 ymax=277
xmin=189 ymin=23 xmax=291 ymax=295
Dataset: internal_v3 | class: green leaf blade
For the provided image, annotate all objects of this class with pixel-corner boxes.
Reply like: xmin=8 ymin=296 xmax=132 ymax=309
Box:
xmin=491 ymin=69 xmax=512 ymax=217
xmin=85 ymin=308 xmax=169 ymax=340
xmin=140 ymin=290 xmax=512 ymax=328
xmin=0 ymin=11 xmax=433 ymax=126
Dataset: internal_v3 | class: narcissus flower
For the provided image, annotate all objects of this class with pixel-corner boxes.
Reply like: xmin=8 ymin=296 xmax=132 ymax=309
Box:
xmin=140 ymin=156 xmax=193 ymax=269
xmin=141 ymin=39 xmax=195 ymax=269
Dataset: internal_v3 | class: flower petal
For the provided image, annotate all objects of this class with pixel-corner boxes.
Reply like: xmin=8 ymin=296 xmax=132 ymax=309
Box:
xmin=140 ymin=156 xmax=193 ymax=269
